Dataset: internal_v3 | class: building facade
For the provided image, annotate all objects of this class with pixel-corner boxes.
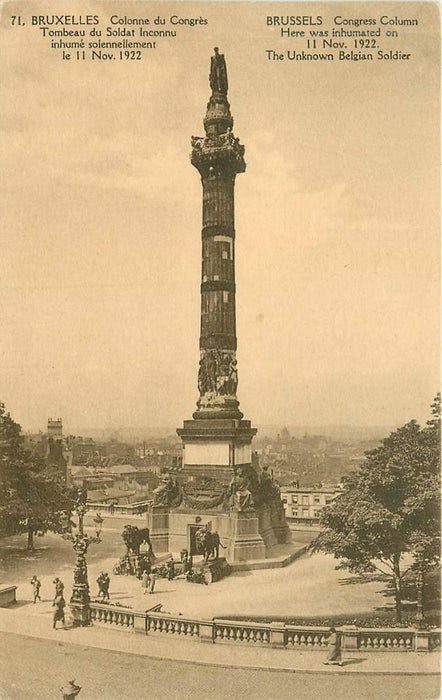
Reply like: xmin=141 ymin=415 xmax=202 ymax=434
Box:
xmin=281 ymin=485 xmax=344 ymax=526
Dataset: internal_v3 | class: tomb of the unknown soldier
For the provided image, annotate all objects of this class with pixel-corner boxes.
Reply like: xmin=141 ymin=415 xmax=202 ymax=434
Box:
xmin=146 ymin=48 xmax=292 ymax=567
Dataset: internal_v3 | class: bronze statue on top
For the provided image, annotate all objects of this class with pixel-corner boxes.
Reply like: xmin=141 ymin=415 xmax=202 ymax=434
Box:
xmin=210 ymin=47 xmax=228 ymax=95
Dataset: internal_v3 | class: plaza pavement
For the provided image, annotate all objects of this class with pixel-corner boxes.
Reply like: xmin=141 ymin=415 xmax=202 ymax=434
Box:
xmin=2 ymin=545 xmax=398 ymax=621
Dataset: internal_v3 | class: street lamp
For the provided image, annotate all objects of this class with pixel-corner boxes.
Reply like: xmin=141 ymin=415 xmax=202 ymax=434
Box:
xmin=63 ymin=488 xmax=104 ymax=626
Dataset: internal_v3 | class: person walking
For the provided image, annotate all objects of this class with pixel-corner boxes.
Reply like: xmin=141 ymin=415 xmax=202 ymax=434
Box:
xmin=53 ymin=577 xmax=64 ymax=601
xmin=141 ymin=570 xmax=149 ymax=595
xmin=149 ymin=568 xmax=157 ymax=594
xmin=31 ymin=575 xmax=41 ymax=603
xmin=102 ymin=572 xmax=110 ymax=601
xmin=52 ymin=594 xmax=66 ymax=629
xmin=323 ymin=627 xmax=343 ymax=666
xmin=166 ymin=558 xmax=175 ymax=581
xmin=143 ymin=557 xmax=152 ymax=577
xmin=96 ymin=572 xmax=105 ymax=599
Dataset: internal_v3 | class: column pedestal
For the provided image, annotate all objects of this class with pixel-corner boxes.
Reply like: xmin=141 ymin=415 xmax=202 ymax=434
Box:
xmin=146 ymin=505 xmax=170 ymax=554
xmin=177 ymin=418 xmax=257 ymax=485
xmin=70 ymin=583 xmax=90 ymax=627
xmin=227 ymin=511 xmax=266 ymax=562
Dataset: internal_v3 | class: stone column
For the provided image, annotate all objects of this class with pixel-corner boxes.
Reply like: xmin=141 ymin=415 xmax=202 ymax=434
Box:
xmin=133 ymin=612 xmax=147 ymax=634
xmin=269 ymin=622 xmax=286 ymax=648
xmin=191 ymin=49 xmax=246 ymax=422
xmin=415 ymin=630 xmax=430 ymax=652
xmin=341 ymin=626 xmax=359 ymax=651
xmin=199 ymin=620 xmax=215 ymax=643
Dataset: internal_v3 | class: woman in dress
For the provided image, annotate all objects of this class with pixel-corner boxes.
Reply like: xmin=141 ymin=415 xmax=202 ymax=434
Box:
xmin=149 ymin=569 xmax=157 ymax=594
xmin=141 ymin=570 xmax=149 ymax=595
xmin=324 ymin=627 xmax=343 ymax=666
xmin=52 ymin=594 xmax=66 ymax=629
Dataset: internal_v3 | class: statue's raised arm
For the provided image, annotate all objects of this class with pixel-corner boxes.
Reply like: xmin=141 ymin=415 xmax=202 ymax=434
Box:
xmin=210 ymin=47 xmax=228 ymax=95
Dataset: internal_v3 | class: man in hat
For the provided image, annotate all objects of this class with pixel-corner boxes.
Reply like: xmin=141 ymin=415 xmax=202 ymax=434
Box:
xmin=61 ymin=679 xmax=81 ymax=699
xmin=30 ymin=575 xmax=41 ymax=603
xmin=53 ymin=577 xmax=64 ymax=602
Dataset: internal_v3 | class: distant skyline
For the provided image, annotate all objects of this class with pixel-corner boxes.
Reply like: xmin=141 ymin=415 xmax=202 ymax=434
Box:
xmin=1 ymin=2 xmax=439 ymax=433
xmin=21 ymin=421 xmax=432 ymax=446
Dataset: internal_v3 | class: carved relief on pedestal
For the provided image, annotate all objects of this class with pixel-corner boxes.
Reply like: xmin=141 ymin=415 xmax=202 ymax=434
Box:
xmin=197 ymin=349 xmax=238 ymax=407
xmin=227 ymin=465 xmax=257 ymax=512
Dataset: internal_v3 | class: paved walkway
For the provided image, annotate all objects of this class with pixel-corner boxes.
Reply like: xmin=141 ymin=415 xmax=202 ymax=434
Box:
xmin=1 ymin=633 xmax=438 ymax=700
xmin=0 ymin=604 xmax=438 ymax=676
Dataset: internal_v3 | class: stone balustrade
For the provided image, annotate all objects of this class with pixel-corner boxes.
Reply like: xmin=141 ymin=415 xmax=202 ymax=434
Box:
xmin=90 ymin=601 xmax=135 ymax=628
xmin=87 ymin=501 xmax=150 ymax=516
xmin=147 ymin=611 xmax=200 ymax=639
xmin=357 ymin=628 xmax=415 ymax=651
xmin=87 ymin=600 xmax=440 ymax=653
xmin=285 ymin=626 xmax=328 ymax=649
xmin=214 ymin=619 xmax=271 ymax=645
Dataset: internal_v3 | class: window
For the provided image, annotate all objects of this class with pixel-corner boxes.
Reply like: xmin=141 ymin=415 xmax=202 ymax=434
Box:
xmin=292 ymin=509 xmax=298 ymax=517
xmin=302 ymin=495 xmax=309 ymax=504
xmin=222 ymin=250 xmax=229 ymax=259
xmin=292 ymin=495 xmax=298 ymax=504
xmin=313 ymin=510 xmax=321 ymax=518
xmin=302 ymin=508 xmax=309 ymax=517
xmin=314 ymin=496 xmax=320 ymax=504
xmin=223 ymin=291 xmax=229 ymax=303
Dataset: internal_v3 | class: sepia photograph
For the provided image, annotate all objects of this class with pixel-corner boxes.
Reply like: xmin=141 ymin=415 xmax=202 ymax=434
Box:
xmin=0 ymin=2 xmax=440 ymax=698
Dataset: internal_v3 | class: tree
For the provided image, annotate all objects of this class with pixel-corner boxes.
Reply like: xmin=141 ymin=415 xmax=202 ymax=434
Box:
xmin=0 ymin=402 xmax=76 ymax=550
xmin=313 ymin=396 xmax=441 ymax=623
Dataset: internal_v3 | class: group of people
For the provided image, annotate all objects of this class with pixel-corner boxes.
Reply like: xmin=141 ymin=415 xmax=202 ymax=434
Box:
xmin=31 ymin=575 xmax=66 ymax=629
xmin=31 ymin=573 xmax=113 ymax=629
xmin=96 ymin=572 xmax=110 ymax=600
xmin=140 ymin=559 xmax=157 ymax=595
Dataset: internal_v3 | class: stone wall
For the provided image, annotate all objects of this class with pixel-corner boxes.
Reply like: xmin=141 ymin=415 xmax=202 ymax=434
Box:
xmin=0 ymin=586 xmax=17 ymax=607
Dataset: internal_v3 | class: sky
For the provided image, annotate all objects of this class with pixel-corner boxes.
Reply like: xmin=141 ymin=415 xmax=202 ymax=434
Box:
xmin=0 ymin=2 xmax=440 ymax=433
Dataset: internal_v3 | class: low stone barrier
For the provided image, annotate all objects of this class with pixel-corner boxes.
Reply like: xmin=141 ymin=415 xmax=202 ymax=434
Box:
xmin=90 ymin=602 xmax=135 ymax=628
xmin=87 ymin=501 xmax=150 ymax=517
xmin=88 ymin=601 xmax=441 ymax=653
xmin=0 ymin=586 xmax=17 ymax=607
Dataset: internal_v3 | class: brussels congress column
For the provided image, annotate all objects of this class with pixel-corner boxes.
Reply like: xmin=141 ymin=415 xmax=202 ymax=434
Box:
xmin=177 ymin=48 xmax=257 ymax=483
